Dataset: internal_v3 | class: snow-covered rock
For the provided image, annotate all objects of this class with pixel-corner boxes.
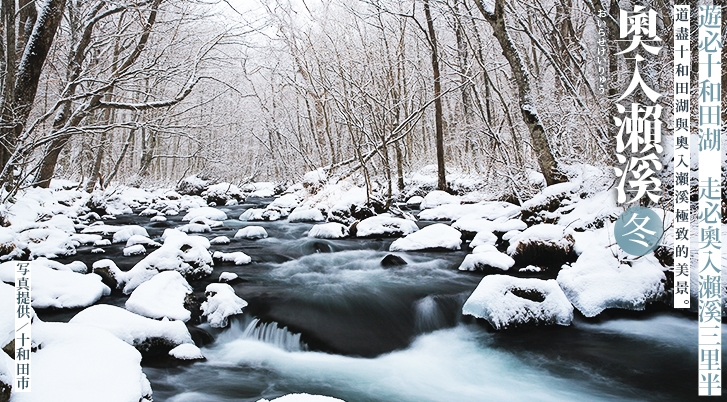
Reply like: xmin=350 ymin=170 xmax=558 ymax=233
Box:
xmin=419 ymin=201 xmax=519 ymax=222
xmin=288 ymin=207 xmax=326 ymax=222
xmin=406 ymin=196 xmax=424 ymax=206
xmin=150 ymin=215 xmax=167 ymax=222
xmin=18 ymin=227 xmax=76 ymax=258
xmin=270 ymin=193 xmax=300 ymax=209
xmin=420 ymin=190 xmax=460 ymax=210
xmin=462 ymin=275 xmax=573 ymax=329
xmin=470 ymin=231 xmax=497 ymax=248
xmin=506 ymin=224 xmax=574 ymax=268
xmin=92 ymin=259 xmax=124 ymax=290
xmin=93 ymin=238 xmax=111 ymax=246
xmin=123 ymin=244 xmax=147 ymax=256
xmin=235 ymin=226 xmax=268 ymax=239
xmin=240 ymin=208 xmax=281 ymax=221
xmin=389 ymin=223 xmax=461 ymax=251
xmin=452 ymin=218 xmax=527 ymax=234
xmin=219 ymin=272 xmax=238 ymax=282
xmin=169 ymin=343 xmax=205 ymax=360
xmin=258 ymin=394 xmax=345 ymax=402
xmin=308 ymin=222 xmax=349 ymax=239
xmin=126 ymin=235 xmax=161 ymax=248
xmin=213 ymin=251 xmax=252 ymax=265
xmin=0 ymin=261 xmax=109 ymax=309
xmin=202 ymin=183 xmax=243 ymax=204
xmin=557 ymin=241 xmax=666 ymax=317
xmin=210 ymin=236 xmax=231 ymax=245
xmin=182 ymin=206 xmax=228 ymax=222
xmin=125 ymin=271 xmax=193 ymax=321
xmin=355 ymin=214 xmax=419 ymax=238
xmin=10 ymin=320 xmax=152 ymax=402
xmin=0 ymin=282 xmax=14 ymax=349
xmin=556 ymin=189 xmax=620 ymax=230
xmin=244 ymin=182 xmax=277 ymax=197
xmin=178 ymin=223 xmax=211 ymax=233
xmin=520 ymin=182 xmax=579 ymax=225
xmin=177 ymin=175 xmax=211 ymax=196
xmin=70 ymin=304 xmax=194 ymax=351
xmin=458 ymin=247 xmax=515 ymax=272
xmin=112 ymin=225 xmax=149 ymax=243
xmin=201 ymin=283 xmax=248 ymax=328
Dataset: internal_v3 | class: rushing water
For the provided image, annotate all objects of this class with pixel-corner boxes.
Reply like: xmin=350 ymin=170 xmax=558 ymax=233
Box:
xmin=47 ymin=202 xmax=721 ymax=402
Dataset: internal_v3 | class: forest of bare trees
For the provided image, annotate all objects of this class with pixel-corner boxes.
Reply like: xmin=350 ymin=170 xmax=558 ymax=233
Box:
xmin=0 ymin=0 xmax=710 ymax=203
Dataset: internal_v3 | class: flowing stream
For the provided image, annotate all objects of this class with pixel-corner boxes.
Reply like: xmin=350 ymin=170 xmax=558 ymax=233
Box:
xmin=44 ymin=201 xmax=720 ymax=402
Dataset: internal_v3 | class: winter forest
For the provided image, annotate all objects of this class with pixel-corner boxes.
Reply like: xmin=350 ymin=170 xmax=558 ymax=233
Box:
xmin=0 ymin=0 xmax=726 ymax=401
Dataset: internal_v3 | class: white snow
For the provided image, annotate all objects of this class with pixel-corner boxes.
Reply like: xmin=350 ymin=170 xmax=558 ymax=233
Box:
xmin=239 ymin=208 xmax=268 ymax=221
xmin=288 ymin=207 xmax=326 ymax=222
xmin=458 ymin=249 xmax=514 ymax=271
xmin=270 ymin=193 xmax=300 ymax=209
xmin=219 ymin=272 xmax=238 ymax=282
xmin=389 ymin=223 xmax=461 ymax=251
xmin=556 ymin=189 xmax=620 ymax=230
xmin=308 ymin=222 xmax=349 ymax=239
xmin=18 ymin=227 xmax=76 ymax=258
xmin=406 ymin=196 xmax=424 ymax=206
xmin=213 ymin=251 xmax=252 ymax=265
xmin=245 ymin=182 xmax=277 ymax=197
xmin=452 ymin=218 xmax=527 ymax=234
xmin=69 ymin=304 xmax=194 ymax=347
xmin=123 ymin=244 xmax=147 ymax=256
xmin=169 ymin=343 xmax=205 ymax=360
xmin=201 ymin=283 xmax=248 ymax=327
xmin=258 ymin=394 xmax=345 ymax=402
xmin=470 ymin=231 xmax=497 ymax=248
xmin=70 ymin=233 xmax=102 ymax=245
xmin=506 ymin=224 xmax=573 ymax=255
xmin=9 ymin=320 xmax=152 ymax=402
xmin=81 ymin=224 xmax=123 ymax=235
xmin=93 ymin=238 xmax=111 ymax=246
xmin=210 ymin=236 xmax=231 ymax=245
xmin=112 ymin=225 xmax=149 ymax=243
xmin=419 ymin=190 xmax=460 ymax=209
xmin=182 ymin=206 xmax=228 ymax=222
xmin=92 ymin=259 xmax=125 ymax=288
xmin=151 ymin=215 xmax=167 ymax=222
xmin=178 ymin=223 xmax=211 ymax=233
xmin=0 ymin=282 xmax=14 ymax=348
xmin=462 ymin=275 xmax=573 ymax=329
xmin=140 ymin=208 xmax=160 ymax=217
xmin=557 ymin=237 xmax=666 ymax=317
xmin=419 ymin=201 xmax=519 ymax=222
xmin=126 ymin=235 xmax=161 ymax=248
xmin=521 ymin=182 xmax=579 ymax=211
xmin=303 ymin=168 xmax=327 ymax=187
xmin=125 ymin=271 xmax=193 ymax=321
xmin=235 ymin=226 xmax=268 ymax=239
xmin=355 ymin=214 xmax=419 ymax=237
xmin=91 ymin=248 xmax=105 ymax=253
xmin=0 ymin=261 xmax=109 ymax=309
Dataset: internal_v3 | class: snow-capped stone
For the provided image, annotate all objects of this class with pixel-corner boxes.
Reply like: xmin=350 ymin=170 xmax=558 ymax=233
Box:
xmin=462 ymin=275 xmax=573 ymax=329
xmin=92 ymin=259 xmax=124 ymax=289
xmin=419 ymin=201 xmax=520 ymax=222
xmin=521 ymin=182 xmax=580 ymax=225
xmin=178 ymin=223 xmax=211 ymax=233
xmin=169 ymin=343 xmax=205 ymax=360
xmin=308 ymin=222 xmax=349 ymax=239
xmin=112 ymin=225 xmax=149 ymax=243
xmin=270 ymin=193 xmax=300 ymax=209
xmin=93 ymin=238 xmax=111 ymax=246
xmin=0 ymin=282 xmax=15 ymax=348
xmin=139 ymin=208 xmax=160 ymax=217
xmin=213 ymin=251 xmax=252 ymax=265
xmin=201 ymin=283 xmax=248 ymax=328
xmin=470 ymin=231 xmax=497 ymax=248
xmin=355 ymin=214 xmax=419 ymax=238
xmin=240 ymin=208 xmax=277 ymax=221
xmin=150 ymin=215 xmax=167 ymax=222
xmin=210 ymin=236 xmax=230 ymax=245
xmin=18 ymin=227 xmax=76 ymax=258
xmin=235 ymin=226 xmax=268 ymax=239
xmin=452 ymin=218 xmax=527 ymax=234
xmin=557 ymin=189 xmax=620 ymax=230
xmin=126 ymin=235 xmax=161 ymax=248
xmin=406 ymin=196 xmax=424 ymax=206
xmin=420 ymin=190 xmax=460 ymax=209
xmin=557 ymin=240 xmax=666 ymax=317
xmin=70 ymin=304 xmax=194 ymax=350
xmin=506 ymin=224 xmax=574 ymax=268
xmin=458 ymin=248 xmax=514 ymax=272
xmin=125 ymin=271 xmax=193 ymax=321
xmin=11 ymin=320 xmax=153 ymax=402
xmin=91 ymin=248 xmax=105 ymax=254
xmin=219 ymin=272 xmax=238 ymax=282
xmin=182 ymin=206 xmax=228 ymax=222
xmin=257 ymin=394 xmax=345 ymax=402
xmin=0 ymin=261 xmax=109 ymax=309
xmin=288 ymin=207 xmax=326 ymax=222
xmin=244 ymin=182 xmax=277 ymax=197
xmin=202 ymin=183 xmax=244 ymax=204
xmin=123 ymin=244 xmax=147 ymax=256
xmin=389 ymin=223 xmax=461 ymax=251
xmin=70 ymin=233 xmax=102 ymax=245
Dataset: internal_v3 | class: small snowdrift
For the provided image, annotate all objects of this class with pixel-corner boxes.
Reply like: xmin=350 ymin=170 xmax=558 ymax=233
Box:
xmin=234 ymin=226 xmax=268 ymax=239
xmin=182 ymin=206 xmax=228 ymax=222
xmin=420 ymin=190 xmax=460 ymax=209
xmin=125 ymin=271 xmax=194 ymax=322
xmin=520 ymin=182 xmax=579 ymax=225
xmin=458 ymin=246 xmax=514 ymax=272
xmin=462 ymin=275 xmax=573 ymax=329
xmin=257 ymin=394 xmax=345 ymax=402
xmin=308 ymin=222 xmax=349 ymax=239
xmin=202 ymin=283 xmax=248 ymax=328
xmin=506 ymin=224 xmax=575 ymax=269
xmin=288 ymin=207 xmax=326 ymax=222
xmin=213 ymin=251 xmax=252 ymax=265
xmin=355 ymin=214 xmax=418 ymax=238
xmin=389 ymin=223 xmax=461 ymax=251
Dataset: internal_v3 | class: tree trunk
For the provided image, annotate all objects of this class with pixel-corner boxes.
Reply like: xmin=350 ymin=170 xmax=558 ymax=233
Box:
xmin=474 ymin=0 xmax=566 ymax=186
xmin=423 ymin=0 xmax=447 ymax=191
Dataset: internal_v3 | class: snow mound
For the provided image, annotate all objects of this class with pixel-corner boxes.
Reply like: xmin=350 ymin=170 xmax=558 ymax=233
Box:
xmin=0 ymin=261 xmax=109 ymax=309
xmin=112 ymin=225 xmax=149 ymax=243
xmin=202 ymin=183 xmax=243 ymax=204
xmin=419 ymin=201 xmax=519 ymax=222
xmin=289 ymin=207 xmax=325 ymax=222
xmin=219 ymin=272 xmax=238 ymax=282
xmin=244 ymin=182 xmax=277 ymax=197
xmin=462 ymin=275 xmax=573 ymax=329
xmin=182 ymin=206 xmax=228 ymax=222
xmin=202 ymin=283 xmax=248 ymax=328
xmin=126 ymin=235 xmax=161 ymax=248
xmin=420 ymin=190 xmax=460 ymax=209
xmin=389 ymin=223 xmax=461 ymax=251
xmin=123 ymin=244 xmax=146 ymax=256
xmin=406 ymin=196 xmax=424 ymax=206
xmin=151 ymin=215 xmax=167 ymax=222
xmin=70 ymin=304 xmax=194 ymax=349
xmin=258 ymin=394 xmax=345 ymax=402
xmin=18 ymin=227 xmax=76 ymax=258
xmin=452 ymin=218 xmax=527 ymax=234
xmin=169 ymin=343 xmax=204 ymax=360
xmin=125 ymin=271 xmax=193 ymax=321
xmin=506 ymin=224 xmax=574 ymax=268
xmin=178 ymin=223 xmax=211 ymax=233
xmin=470 ymin=231 xmax=497 ymax=248
xmin=355 ymin=214 xmax=419 ymax=237
xmin=557 ymin=240 xmax=666 ymax=317
xmin=308 ymin=223 xmax=349 ymax=239
xmin=270 ymin=193 xmax=300 ymax=209
xmin=458 ymin=249 xmax=514 ymax=272
xmin=10 ymin=321 xmax=152 ymax=402
xmin=557 ymin=189 xmax=620 ymax=230
xmin=0 ymin=282 xmax=14 ymax=348
xmin=240 ymin=208 xmax=282 ymax=222
xmin=235 ymin=226 xmax=268 ymax=239
xmin=213 ymin=251 xmax=252 ymax=265
xmin=210 ymin=236 xmax=231 ymax=245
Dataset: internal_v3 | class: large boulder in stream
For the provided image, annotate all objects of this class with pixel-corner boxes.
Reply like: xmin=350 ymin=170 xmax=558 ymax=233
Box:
xmin=506 ymin=224 xmax=575 ymax=269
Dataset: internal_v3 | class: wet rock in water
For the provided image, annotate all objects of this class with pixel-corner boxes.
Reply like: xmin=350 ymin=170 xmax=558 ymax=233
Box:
xmin=313 ymin=242 xmax=333 ymax=253
xmin=186 ymin=324 xmax=215 ymax=347
xmin=381 ymin=254 xmax=407 ymax=267
xmin=184 ymin=293 xmax=204 ymax=325
xmin=177 ymin=175 xmax=212 ymax=196
xmin=506 ymin=224 xmax=575 ymax=269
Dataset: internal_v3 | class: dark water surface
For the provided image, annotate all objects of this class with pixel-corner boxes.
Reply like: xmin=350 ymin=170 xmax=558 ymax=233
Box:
xmin=42 ymin=202 xmax=717 ymax=402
